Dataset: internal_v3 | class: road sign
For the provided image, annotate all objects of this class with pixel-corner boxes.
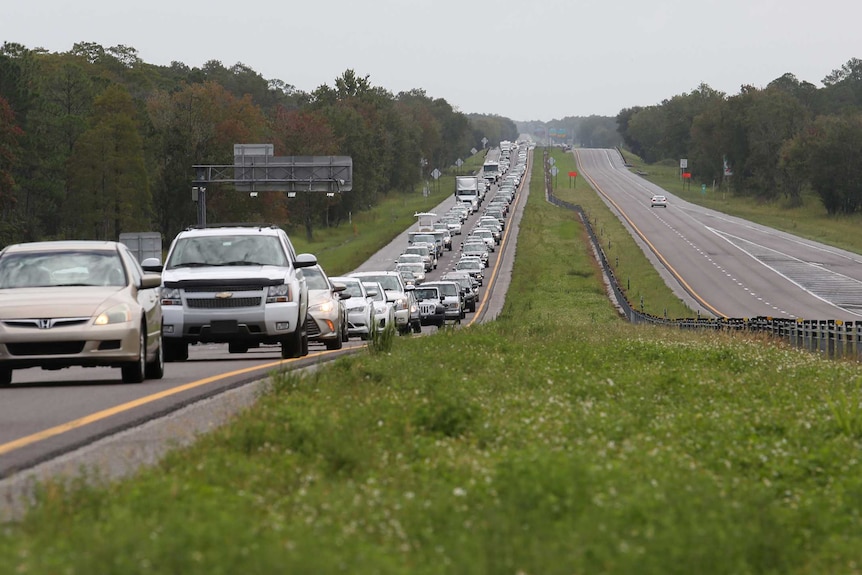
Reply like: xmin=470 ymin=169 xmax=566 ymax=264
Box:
xmin=455 ymin=158 xmax=463 ymax=167
xmin=431 ymin=168 xmax=441 ymax=180
xmin=470 ymin=147 xmax=477 ymax=155
xmin=549 ymin=157 xmax=556 ymax=166
xmin=680 ymin=158 xmax=688 ymax=169
xmin=481 ymin=137 xmax=488 ymax=147
xmin=568 ymin=171 xmax=578 ymax=177
xmin=682 ymin=172 xmax=691 ymax=179
xmin=550 ymin=166 xmax=559 ymax=176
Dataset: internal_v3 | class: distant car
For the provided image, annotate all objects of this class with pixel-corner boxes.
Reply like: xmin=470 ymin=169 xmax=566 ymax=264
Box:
xmin=395 ymin=262 xmax=426 ymax=284
xmin=423 ymin=280 xmax=464 ymax=322
xmin=411 ymin=285 xmax=446 ymax=328
xmin=362 ymin=281 xmax=396 ymax=333
xmin=454 ymin=257 xmax=485 ymax=286
xmin=651 ymin=194 xmax=668 ymax=208
xmin=347 ymin=271 xmax=420 ymax=335
xmin=0 ymin=240 xmax=164 ymax=384
xmin=396 ymin=253 xmax=426 ymax=271
xmin=302 ymin=264 xmax=348 ymax=350
xmin=328 ymin=276 xmax=374 ymax=341
xmin=442 ymin=271 xmax=479 ymax=313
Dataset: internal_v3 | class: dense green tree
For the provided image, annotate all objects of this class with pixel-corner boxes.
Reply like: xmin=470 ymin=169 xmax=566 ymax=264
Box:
xmin=740 ymin=87 xmax=808 ymax=200
xmin=0 ymin=97 xmax=23 ymax=229
xmin=820 ymin=58 xmax=862 ymax=115
xmin=146 ymin=81 xmax=269 ymax=238
xmin=65 ymin=85 xmax=151 ymax=239
xmin=781 ymin=114 xmax=862 ymax=215
xmin=271 ymin=107 xmax=340 ymax=240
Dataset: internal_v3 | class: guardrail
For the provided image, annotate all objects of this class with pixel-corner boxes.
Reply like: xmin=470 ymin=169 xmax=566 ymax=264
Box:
xmin=543 ymin=149 xmax=862 ymax=362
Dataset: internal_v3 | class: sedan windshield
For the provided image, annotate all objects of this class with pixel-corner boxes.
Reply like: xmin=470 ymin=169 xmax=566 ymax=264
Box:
xmin=0 ymin=250 xmax=125 ymax=288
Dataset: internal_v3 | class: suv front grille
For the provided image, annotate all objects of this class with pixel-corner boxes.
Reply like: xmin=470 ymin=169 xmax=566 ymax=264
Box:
xmin=186 ymin=297 xmax=261 ymax=309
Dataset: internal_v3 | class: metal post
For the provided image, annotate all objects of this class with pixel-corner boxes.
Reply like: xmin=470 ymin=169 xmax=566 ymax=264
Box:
xmin=197 ymin=187 xmax=206 ymax=228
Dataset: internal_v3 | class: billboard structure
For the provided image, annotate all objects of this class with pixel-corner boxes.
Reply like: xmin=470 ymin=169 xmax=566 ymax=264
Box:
xmin=191 ymin=144 xmax=353 ymax=226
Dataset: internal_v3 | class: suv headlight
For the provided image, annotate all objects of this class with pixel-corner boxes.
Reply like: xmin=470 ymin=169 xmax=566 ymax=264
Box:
xmin=267 ymin=283 xmax=291 ymax=303
xmin=161 ymin=287 xmax=181 ymax=305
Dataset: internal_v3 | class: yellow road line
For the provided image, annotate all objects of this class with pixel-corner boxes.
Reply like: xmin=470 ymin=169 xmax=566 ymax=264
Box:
xmin=0 ymin=350 xmax=334 ymax=456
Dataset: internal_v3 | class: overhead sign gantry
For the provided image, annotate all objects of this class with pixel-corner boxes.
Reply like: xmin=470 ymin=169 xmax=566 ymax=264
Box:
xmin=191 ymin=144 xmax=353 ymax=226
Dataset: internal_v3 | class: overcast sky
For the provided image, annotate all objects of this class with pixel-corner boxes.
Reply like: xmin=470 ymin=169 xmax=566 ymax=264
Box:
xmin=3 ymin=0 xmax=860 ymax=122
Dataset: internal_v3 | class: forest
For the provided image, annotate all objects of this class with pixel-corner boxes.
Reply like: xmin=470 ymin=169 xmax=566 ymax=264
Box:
xmin=0 ymin=42 xmax=520 ymax=246
xmin=615 ymin=58 xmax=862 ymax=215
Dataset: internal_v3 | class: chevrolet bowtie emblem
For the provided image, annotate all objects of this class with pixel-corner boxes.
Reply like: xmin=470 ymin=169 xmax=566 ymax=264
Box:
xmin=215 ymin=292 xmax=234 ymax=299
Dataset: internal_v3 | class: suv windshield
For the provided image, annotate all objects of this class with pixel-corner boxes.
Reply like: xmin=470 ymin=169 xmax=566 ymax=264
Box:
xmin=166 ymin=235 xmax=287 ymax=269
xmin=414 ymin=287 xmax=440 ymax=301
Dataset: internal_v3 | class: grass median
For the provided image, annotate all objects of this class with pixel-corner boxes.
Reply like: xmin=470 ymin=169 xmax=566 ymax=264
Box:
xmin=2 ymin=150 xmax=862 ymax=574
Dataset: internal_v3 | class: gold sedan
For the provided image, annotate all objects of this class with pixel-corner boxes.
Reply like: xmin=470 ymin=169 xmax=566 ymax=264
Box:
xmin=0 ymin=240 xmax=164 ymax=384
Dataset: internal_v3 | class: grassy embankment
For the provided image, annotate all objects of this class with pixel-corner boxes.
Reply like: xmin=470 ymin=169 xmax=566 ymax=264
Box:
xmin=1 ymin=151 xmax=862 ymax=574
xmin=622 ymin=152 xmax=862 ymax=255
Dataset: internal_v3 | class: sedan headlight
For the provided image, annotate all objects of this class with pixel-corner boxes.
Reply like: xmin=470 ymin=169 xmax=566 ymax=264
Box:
xmin=311 ymin=301 xmax=335 ymax=313
xmin=94 ymin=303 xmax=133 ymax=325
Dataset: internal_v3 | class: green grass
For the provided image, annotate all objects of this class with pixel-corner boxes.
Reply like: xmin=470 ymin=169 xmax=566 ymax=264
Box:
xmin=621 ymin=151 xmax=862 ymax=255
xmin=291 ymin=152 xmax=488 ymax=275
xmin=2 ymin=150 xmax=862 ymax=574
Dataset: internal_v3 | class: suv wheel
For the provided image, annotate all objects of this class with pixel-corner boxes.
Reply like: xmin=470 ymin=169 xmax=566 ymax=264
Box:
xmin=412 ymin=320 xmax=421 ymax=334
xmin=282 ymin=326 xmax=308 ymax=359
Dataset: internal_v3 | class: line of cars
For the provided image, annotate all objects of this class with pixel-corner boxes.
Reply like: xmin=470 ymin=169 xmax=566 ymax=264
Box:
xmin=0 ymin=143 xmax=529 ymax=384
xmin=0 ymin=224 xmax=403 ymax=385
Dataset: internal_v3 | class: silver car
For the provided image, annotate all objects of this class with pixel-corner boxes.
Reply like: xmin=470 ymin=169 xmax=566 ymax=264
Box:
xmin=329 ymin=276 xmax=374 ymax=340
xmin=362 ymin=281 xmax=396 ymax=333
xmin=0 ymin=240 xmax=164 ymax=384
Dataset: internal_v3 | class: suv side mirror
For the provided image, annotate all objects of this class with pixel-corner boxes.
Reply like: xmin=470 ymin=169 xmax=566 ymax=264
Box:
xmin=141 ymin=258 xmax=163 ymax=273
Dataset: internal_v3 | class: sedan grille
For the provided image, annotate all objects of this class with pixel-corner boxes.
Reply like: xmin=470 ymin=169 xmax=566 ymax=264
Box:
xmin=7 ymin=341 xmax=86 ymax=356
xmin=305 ymin=316 xmax=321 ymax=337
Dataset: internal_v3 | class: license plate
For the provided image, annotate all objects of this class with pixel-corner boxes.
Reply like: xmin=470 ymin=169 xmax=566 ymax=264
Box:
xmin=210 ymin=320 xmax=238 ymax=334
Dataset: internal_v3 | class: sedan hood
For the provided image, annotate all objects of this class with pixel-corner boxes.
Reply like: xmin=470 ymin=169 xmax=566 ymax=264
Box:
xmin=343 ymin=298 xmax=368 ymax=311
xmin=0 ymin=286 xmax=123 ymax=319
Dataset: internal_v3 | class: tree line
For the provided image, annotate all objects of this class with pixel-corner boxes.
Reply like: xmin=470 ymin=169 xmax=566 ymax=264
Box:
xmin=0 ymin=42 xmax=519 ymax=246
xmin=616 ymin=58 xmax=862 ymax=215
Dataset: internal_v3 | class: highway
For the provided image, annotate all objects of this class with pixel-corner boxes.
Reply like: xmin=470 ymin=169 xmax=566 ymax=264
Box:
xmin=575 ymin=148 xmax=862 ymax=321
xmin=0 ymin=149 xmax=531 ymax=488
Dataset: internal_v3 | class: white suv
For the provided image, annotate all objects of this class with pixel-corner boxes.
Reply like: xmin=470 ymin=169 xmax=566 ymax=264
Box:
xmin=157 ymin=225 xmax=316 ymax=360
